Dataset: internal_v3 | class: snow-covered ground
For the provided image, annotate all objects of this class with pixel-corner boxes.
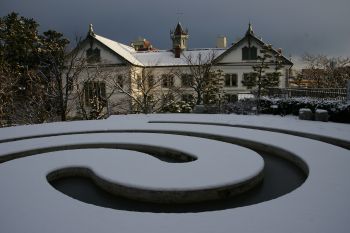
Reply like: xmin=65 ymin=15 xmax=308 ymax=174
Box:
xmin=0 ymin=114 xmax=349 ymax=233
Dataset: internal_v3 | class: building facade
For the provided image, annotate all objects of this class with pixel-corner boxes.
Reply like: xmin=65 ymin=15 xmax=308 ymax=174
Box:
xmin=67 ymin=22 xmax=293 ymax=117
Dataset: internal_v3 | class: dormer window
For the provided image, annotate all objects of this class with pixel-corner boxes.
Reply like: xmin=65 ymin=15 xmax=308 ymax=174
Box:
xmin=242 ymin=46 xmax=257 ymax=60
xmin=86 ymin=48 xmax=101 ymax=63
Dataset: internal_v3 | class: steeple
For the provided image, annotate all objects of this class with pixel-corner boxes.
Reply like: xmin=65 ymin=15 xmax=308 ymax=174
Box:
xmin=245 ymin=22 xmax=254 ymax=36
xmin=170 ymin=22 xmax=189 ymax=55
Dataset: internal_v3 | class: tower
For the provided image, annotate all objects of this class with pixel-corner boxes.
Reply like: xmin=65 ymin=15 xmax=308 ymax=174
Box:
xmin=170 ymin=22 xmax=189 ymax=57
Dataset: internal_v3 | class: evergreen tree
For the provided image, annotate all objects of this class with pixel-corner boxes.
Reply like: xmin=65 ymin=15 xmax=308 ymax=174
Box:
xmin=241 ymin=44 xmax=283 ymax=114
xmin=202 ymin=70 xmax=224 ymax=105
xmin=39 ymin=30 xmax=70 ymax=120
xmin=0 ymin=12 xmax=70 ymax=124
xmin=0 ymin=12 xmax=41 ymax=71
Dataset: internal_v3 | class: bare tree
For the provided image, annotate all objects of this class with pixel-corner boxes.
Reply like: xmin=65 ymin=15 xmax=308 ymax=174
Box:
xmin=180 ymin=50 xmax=224 ymax=105
xmin=73 ymin=64 xmax=126 ymax=120
xmin=290 ymin=70 xmax=305 ymax=87
xmin=42 ymin=38 xmax=123 ymax=121
xmin=0 ymin=66 xmax=55 ymax=127
xmin=35 ymin=37 xmax=87 ymax=121
xmin=302 ymin=54 xmax=350 ymax=88
xmin=0 ymin=64 xmax=16 ymax=126
xmin=112 ymin=65 xmax=182 ymax=114
xmin=2 ymin=68 xmax=57 ymax=125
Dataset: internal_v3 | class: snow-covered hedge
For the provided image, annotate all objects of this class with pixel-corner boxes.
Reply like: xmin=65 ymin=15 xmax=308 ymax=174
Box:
xmin=161 ymin=101 xmax=194 ymax=113
xmin=226 ymin=97 xmax=350 ymax=123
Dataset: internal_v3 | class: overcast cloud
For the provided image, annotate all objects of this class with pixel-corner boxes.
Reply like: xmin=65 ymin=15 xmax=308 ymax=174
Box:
xmin=1 ymin=0 xmax=350 ymax=60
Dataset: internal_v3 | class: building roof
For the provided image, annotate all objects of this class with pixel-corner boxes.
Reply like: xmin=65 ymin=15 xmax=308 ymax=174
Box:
xmin=85 ymin=23 xmax=292 ymax=67
xmin=93 ymin=34 xmax=143 ymax=66
xmin=93 ymin=32 xmax=224 ymax=67
xmin=133 ymin=49 xmax=226 ymax=67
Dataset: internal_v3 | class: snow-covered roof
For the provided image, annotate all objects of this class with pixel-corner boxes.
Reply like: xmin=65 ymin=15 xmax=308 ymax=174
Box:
xmin=93 ymin=34 xmax=143 ymax=66
xmin=91 ymin=32 xmax=225 ymax=67
xmin=133 ymin=49 xmax=226 ymax=67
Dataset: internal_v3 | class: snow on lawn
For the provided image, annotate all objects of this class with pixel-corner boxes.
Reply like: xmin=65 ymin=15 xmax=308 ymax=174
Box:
xmin=0 ymin=114 xmax=349 ymax=233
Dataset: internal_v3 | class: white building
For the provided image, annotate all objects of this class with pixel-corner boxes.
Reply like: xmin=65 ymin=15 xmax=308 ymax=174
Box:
xmin=68 ymin=22 xmax=293 ymax=117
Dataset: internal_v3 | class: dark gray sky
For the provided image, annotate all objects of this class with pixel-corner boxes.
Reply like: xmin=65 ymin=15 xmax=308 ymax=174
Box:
xmin=1 ymin=0 xmax=350 ymax=60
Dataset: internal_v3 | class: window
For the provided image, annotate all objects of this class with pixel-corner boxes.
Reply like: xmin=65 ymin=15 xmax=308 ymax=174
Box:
xmin=148 ymin=75 xmax=155 ymax=87
xmin=136 ymin=75 xmax=142 ymax=89
xmin=86 ymin=48 xmax=101 ymax=63
xmin=251 ymin=46 xmax=257 ymax=59
xmin=84 ymin=81 xmax=106 ymax=107
xmin=242 ymin=46 xmax=257 ymax=60
xmin=225 ymin=94 xmax=238 ymax=103
xmin=67 ymin=76 xmax=73 ymax=91
xmin=224 ymin=74 xmax=238 ymax=87
xmin=117 ymin=75 xmax=123 ymax=89
xmin=242 ymin=73 xmax=257 ymax=88
xmin=181 ymin=94 xmax=193 ymax=103
xmin=162 ymin=74 xmax=174 ymax=88
xmin=181 ymin=74 xmax=193 ymax=87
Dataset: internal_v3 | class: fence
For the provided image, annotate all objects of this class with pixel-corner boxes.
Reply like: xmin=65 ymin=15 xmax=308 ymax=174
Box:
xmin=267 ymin=87 xmax=347 ymax=100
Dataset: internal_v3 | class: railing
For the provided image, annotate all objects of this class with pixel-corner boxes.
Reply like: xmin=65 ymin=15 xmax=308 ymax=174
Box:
xmin=267 ymin=87 xmax=347 ymax=100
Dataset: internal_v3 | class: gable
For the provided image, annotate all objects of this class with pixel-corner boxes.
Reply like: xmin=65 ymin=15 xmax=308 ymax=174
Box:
xmin=76 ymin=39 xmax=127 ymax=65
xmin=217 ymin=38 xmax=263 ymax=64
xmin=215 ymin=35 xmax=293 ymax=66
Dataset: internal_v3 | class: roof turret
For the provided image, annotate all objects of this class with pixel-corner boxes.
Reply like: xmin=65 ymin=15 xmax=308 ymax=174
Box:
xmin=174 ymin=22 xmax=188 ymax=36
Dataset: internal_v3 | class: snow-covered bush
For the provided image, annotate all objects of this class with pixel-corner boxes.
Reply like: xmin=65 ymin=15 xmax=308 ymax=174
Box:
xmin=222 ymin=99 xmax=258 ymax=115
xmin=228 ymin=97 xmax=350 ymax=123
xmin=161 ymin=101 xmax=194 ymax=113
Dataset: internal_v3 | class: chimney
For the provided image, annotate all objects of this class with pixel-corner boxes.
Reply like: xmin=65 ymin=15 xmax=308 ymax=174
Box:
xmin=216 ymin=36 xmax=227 ymax=48
xmin=277 ymin=48 xmax=282 ymax=54
xmin=174 ymin=46 xmax=181 ymax=58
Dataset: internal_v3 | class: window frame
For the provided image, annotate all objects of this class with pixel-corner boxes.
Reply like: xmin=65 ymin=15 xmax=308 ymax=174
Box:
xmin=86 ymin=47 xmax=101 ymax=63
xmin=161 ymin=74 xmax=174 ymax=88
xmin=117 ymin=75 xmax=124 ymax=89
xmin=181 ymin=74 xmax=193 ymax=87
xmin=242 ymin=46 xmax=257 ymax=61
xmin=224 ymin=73 xmax=238 ymax=87
xmin=242 ymin=73 xmax=257 ymax=87
xmin=84 ymin=81 xmax=106 ymax=107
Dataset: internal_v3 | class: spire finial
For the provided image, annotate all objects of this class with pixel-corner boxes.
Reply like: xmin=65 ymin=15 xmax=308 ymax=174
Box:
xmin=88 ymin=24 xmax=95 ymax=36
xmin=246 ymin=21 xmax=254 ymax=36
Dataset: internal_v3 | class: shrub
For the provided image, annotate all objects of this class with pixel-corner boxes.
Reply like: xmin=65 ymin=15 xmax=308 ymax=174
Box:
xmin=228 ymin=97 xmax=350 ymax=123
xmin=161 ymin=101 xmax=194 ymax=113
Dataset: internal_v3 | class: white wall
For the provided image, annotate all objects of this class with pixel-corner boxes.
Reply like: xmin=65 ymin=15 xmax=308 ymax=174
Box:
xmin=215 ymin=37 xmax=290 ymax=92
xmin=77 ymin=40 xmax=126 ymax=65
